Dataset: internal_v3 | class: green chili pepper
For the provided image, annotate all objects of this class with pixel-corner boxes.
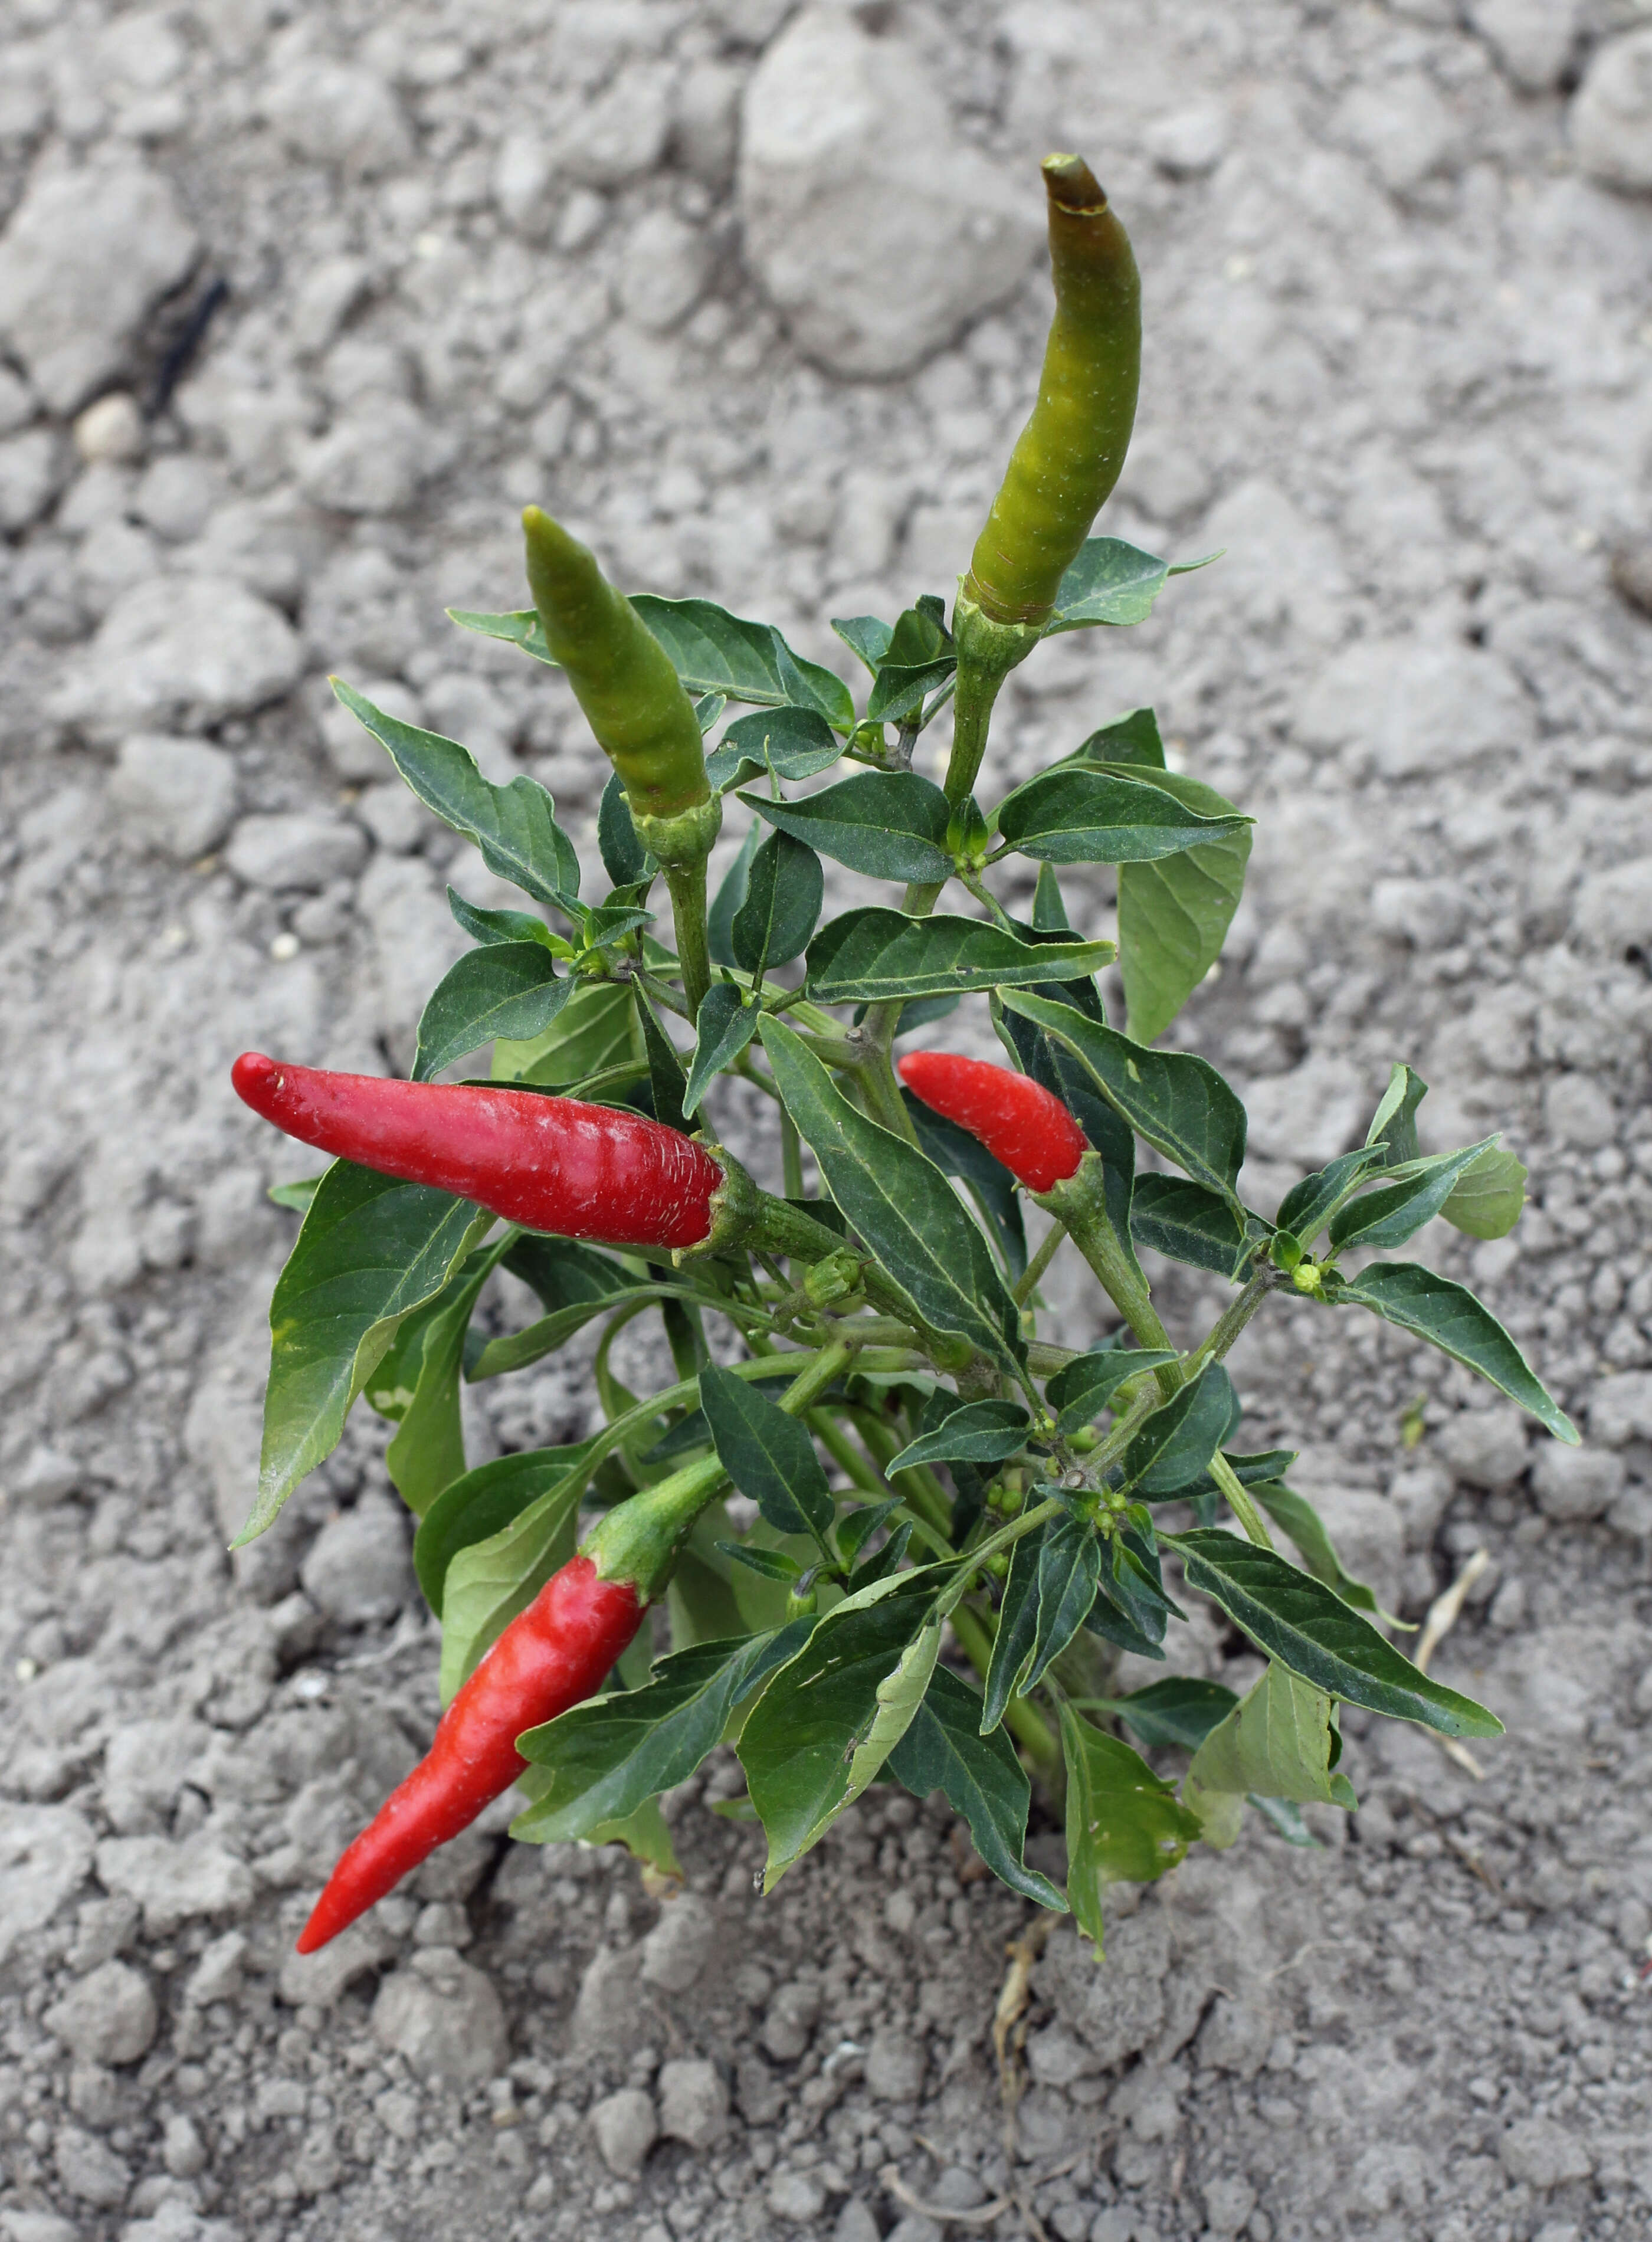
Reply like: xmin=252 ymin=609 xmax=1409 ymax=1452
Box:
xmin=522 ymin=506 xmax=709 ymax=822
xmin=962 ymin=153 xmax=1141 ymax=630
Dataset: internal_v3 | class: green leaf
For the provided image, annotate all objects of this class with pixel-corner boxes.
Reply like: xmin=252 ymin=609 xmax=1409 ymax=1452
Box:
xmin=1123 ymin=1363 xmax=1241 ymax=1497
xmin=1045 ymin=1347 xmax=1179 ymax=1434
xmin=1248 ymin=1795 xmax=1322 ymax=1847
xmin=1046 ymin=539 xmax=1186 ymax=635
xmin=708 ymin=818 xmax=761 ymax=969
xmin=1329 ymin=1136 xmax=1502 ymax=1253
xmin=1129 ymin=1175 xmax=1257 ymax=1279
xmin=887 ymin=1666 xmax=1065 ymax=1909
xmin=1002 ymin=991 xmax=1247 ymax=1207
xmin=494 ymin=977 xmax=641 ymax=1088
xmin=332 ymin=679 xmax=578 ymax=908
xmin=717 ymin=1542 xmax=804 ymax=1584
xmin=732 ymin=830 xmax=823 ymax=976
xmin=447 ymin=889 xmax=560 ymax=951
xmin=630 ymin=987 xmax=689 ymax=1133
xmin=1165 ymin=1528 xmax=1504 ymax=1736
xmin=412 ymin=943 xmax=573 ymax=1082
xmin=450 ymin=600 xmax=854 ymax=733
xmin=1274 ymin=1146 xmax=1391 ymax=1247
xmin=994 ymin=766 xmax=1248 ymax=868
xmin=470 ymin=1281 xmax=701 ymax=1382
xmin=759 ymin=1018 xmax=1024 ymax=1374
xmin=268 ymin=1175 xmax=323 ymax=1212
xmin=982 ymin=1523 xmax=1044 ymax=1733
xmin=888 ymin=1400 xmax=1030 ymax=1471
xmin=413 ymin=1441 xmax=595 ymax=1615
xmin=744 ymin=771 xmax=952 ymax=884
xmin=248 ymin=1163 xmax=491 ymax=1545
xmin=1183 ymin=1663 xmax=1358 ymax=1848
xmin=581 ymin=1795 xmax=680 ymax=1876
xmin=1248 ymin=1481 xmax=1390 ymax=1622
xmin=1330 ymin=1261 xmax=1576 ymax=1440
xmin=500 ymin=1233 xmax=635 ymax=1312
xmin=706 ymin=704 xmax=844 ymax=791
xmin=1438 ymin=1145 xmax=1528 ymax=1241
xmin=1076 ymin=707 xmax=1166 ymax=769
xmin=1158 ymin=1448 xmax=1299 ymax=1501
xmin=1032 ymin=862 xmax=1072 ymax=929
xmin=1061 ymin=1706 xmax=1202 ymax=1946
xmin=699 ymin=1363 xmax=835 ymax=1548
xmin=1112 ymin=768 xmax=1251 ymax=1045
xmin=1086 ymin=1676 xmax=1238 ymax=1752
xmin=683 ymin=981 xmax=759 ymax=1117
xmin=1025 ymin=1515 xmax=1103 ymax=1690
xmin=513 ymin=1625 xmax=811 ymax=1843
xmin=1365 ymin=1062 xmax=1427 ymax=1166
xmin=598 ymin=771 xmax=651 ymax=886
xmin=831 ymin=614 xmax=893 ymax=672
xmin=865 ymin=598 xmax=955 ymax=726
xmin=738 ymin=1575 xmax=945 ymax=1887
xmin=382 ymin=1240 xmax=510 ymax=1514
xmin=902 ymin=1090 xmax=1027 ymax=1283
xmin=437 ymin=1457 xmax=589 ymax=1700
xmin=807 ymin=912 xmax=1115 ymax=1006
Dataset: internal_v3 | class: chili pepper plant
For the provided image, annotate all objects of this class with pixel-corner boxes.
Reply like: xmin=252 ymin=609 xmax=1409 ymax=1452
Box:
xmin=237 ymin=155 xmax=1575 ymax=1959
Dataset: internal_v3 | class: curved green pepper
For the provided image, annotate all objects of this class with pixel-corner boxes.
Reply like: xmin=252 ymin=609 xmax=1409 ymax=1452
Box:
xmin=522 ymin=506 xmax=708 ymax=822
xmin=963 ymin=154 xmax=1141 ymax=630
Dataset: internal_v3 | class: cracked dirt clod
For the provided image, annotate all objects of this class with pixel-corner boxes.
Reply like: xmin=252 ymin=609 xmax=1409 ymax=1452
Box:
xmin=2 ymin=2 xmax=1651 ymax=2240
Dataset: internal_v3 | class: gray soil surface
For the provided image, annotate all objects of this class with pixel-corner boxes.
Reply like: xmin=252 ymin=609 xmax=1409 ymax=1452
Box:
xmin=4 ymin=4 xmax=1652 ymax=2240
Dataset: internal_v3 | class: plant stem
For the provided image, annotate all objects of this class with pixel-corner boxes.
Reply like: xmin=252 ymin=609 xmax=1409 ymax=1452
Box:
xmin=1044 ymin=1170 xmax=1179 ymax=1400
xmin=1208 ymin=1451 xmax=1274 ymax=1549
xmin=664 ymin=857 xmax=712 ymax=1020
xmin=1014 ymin=1220 xmax=1066 ymax=1307
xmin=1190 ymin=1270 xmax=1275 ymax=1370
xmin=949 ymin=1602 xmax=1063 ymax=1789
xmin=943 ymin=643 xmax=1010 ymax=809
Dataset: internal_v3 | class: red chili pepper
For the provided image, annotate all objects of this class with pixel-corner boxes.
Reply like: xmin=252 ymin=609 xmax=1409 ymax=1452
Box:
xmin=899 ymin=1051 xmax=1087 ymax=1193
xmin=296 ymin=1555 xmax=643 ymax=1953
xmin=232 ymin=1053 xmax=722 ymax=1249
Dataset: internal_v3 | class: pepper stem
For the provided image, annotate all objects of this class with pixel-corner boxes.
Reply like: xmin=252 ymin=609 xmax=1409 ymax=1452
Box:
xmin=1013 ymin=1218 xmax=1067 ymax=1307
xmin=1036 ymin=1156 xmax=1179 ymax=1399
xmin=664 ymin=856 xmax=713 ymax=1019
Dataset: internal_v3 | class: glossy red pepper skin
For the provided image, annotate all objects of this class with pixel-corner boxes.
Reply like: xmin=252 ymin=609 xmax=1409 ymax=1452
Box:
xmin=232 ymin=1053 xmax=722 ymax=1250
xmin=296 ymin=1556 xmax=643 ymax=1953
xmin=899 ymin=1051 xmax=1087 ymax=1194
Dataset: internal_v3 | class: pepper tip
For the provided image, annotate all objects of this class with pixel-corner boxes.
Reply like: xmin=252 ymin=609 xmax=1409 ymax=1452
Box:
xmin=1042 ymin=152 xmax=1107 ymax=214
xmin=231 ymin=1051 xmax=281 ymax=1115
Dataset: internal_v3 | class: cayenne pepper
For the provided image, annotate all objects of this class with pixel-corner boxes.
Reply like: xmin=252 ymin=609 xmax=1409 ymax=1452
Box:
xmin=899 ymin=1050 xmax=1087 ymax=1192
xmin=962 ymin=153 xmax=1142 ymax=631
xmin=231 ymin=1053 xmax=722 ymax=1250
xmin=296 ymin=1553 xmax=644 ymax=1952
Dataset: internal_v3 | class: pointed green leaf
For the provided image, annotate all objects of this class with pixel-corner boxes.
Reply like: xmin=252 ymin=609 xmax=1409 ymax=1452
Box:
xmin=412 ymin=1442 xmax=595 ymax=1616
xmin=759 ymin=1018 xmax=1023 ymax=1374
xmin=683 ymin=981 xmax=759 ymax=1118
xmin=513 ymin=1625 xmax=812 ymax=1844
xmin=248 ymin=1163 xmax=492 ymax=1545
xmin=1365 ymin=1062 xmax=1427 ymax=1166
xmin=494 ymin=976 xmax=641 ymax=1088
xmin=1165 ymin=1528 xmax=1504 ymax=1736
xmin=1061 ymin=1706 xmax=1203 ymax=1946
xmin=732 ymin=829 xmax=823 ymax=975
xmin=1075 ymin=707 xmax=1165 ymax=769
xmin=1248 ymin=1481 xmax=1393 ymax=1622
xmin=1085 ymin=1676 xmax=1238 ymax=1752
xmin=447 ymin=888 xmax=561 ymax=951
xmin=1113 ymin=768 xmax=1251 ymax=1045
xmin=1045 ymin=1347 xmax=1179 ymax=1434
xmin=831 ymin=614 xmax=894 ymax=672
xmin=468 ymin=1282 xmax=698 ymax=1381
xmin=1129 ymin=1175 xmax=1257 ymax=1278
xmin=1329 ymin=1136 xmax=1501 ymax=1253
xmin=995 ymin=766 xmax=1248 ymax=868
xmin=1002 ymin=991 xmax=1247 ymax=1207
xmin=1123 ymin=1364 xmax=1241 ymax=1497
xmin=738 ymin=1575 xmax=944 ymax=1887
xmin=1025 ymin=1515 xmax=1103 ymax=1690
xmin=706 ymin=704 xmax=844 ymax=791
xmin=708 ymin=818 xmax=761 ymax=968
xmin=699 ymin=1363 xmax=835 ymax=1548
xmin=1332 ymin=1261 xmax=1575 ymax=1440
xmin=888 ymin=1666 xmax=1065 ymax=1909
xmin=597 ymin=769 xmax=651 ymax=885
xmin=437 ymin=1460 xmax=589 ymax=1702
xmin=1158 ymin=1448 xmax=1299 ymax=1501
xmin=1183 ymin=1662 xmax=1358 ymax=1848
xmin=412 ymin=943 xmax=573 ymax=1081
xmin=1046 ymin=539 xmax=1188 ymax=635
xmin=808 ymin=912 xmax=1114 ymax=1005
xmin=887 ymin=1400 xmax=1030 ymax=1472
xmin=332 ymin=678 xmax=578 ymax=907
xmin=1274 ymin=1145 xmax=1391 ymax=1247
xmin=382 ymin=1238 xmax=511 ymax=1513
xmin=982 ymin=1522 xmax=1045 ymax=1734
xmin=1439 ymin=1145 xmax=1528 ymax=1241
xmin=744 ymin=771 xmax=952 ymax=884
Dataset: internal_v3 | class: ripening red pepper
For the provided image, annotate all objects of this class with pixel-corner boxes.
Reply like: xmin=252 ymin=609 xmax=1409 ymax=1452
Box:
xmin=899 ymin=1051 xmax=1087 ymax=1193
xmin=296 ymin=1555 xmax=643 ymax=1953
xmin=232 ymin=1053 xmax=722 ymax=1250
